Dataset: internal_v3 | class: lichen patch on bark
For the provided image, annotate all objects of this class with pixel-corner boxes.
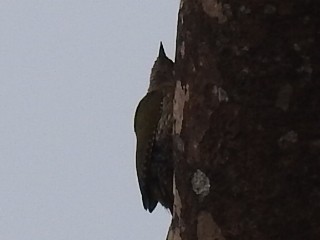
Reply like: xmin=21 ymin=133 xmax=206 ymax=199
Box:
xmin=173 ymin=81 xmax=189 ymax=135
xmin=213 ymin=86 xmax=229 ymax=102
xmin=192 ymin=169 xmax=210 ymax=198
xmin=201 ymin=0 xmax=227 ymax=23
xmin=173 ymin=173 xmax=182 ymax=218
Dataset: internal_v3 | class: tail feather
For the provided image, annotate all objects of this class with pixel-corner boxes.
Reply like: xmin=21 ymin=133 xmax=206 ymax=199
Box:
xmin=142 ymin=194 xmax=158 ymax=213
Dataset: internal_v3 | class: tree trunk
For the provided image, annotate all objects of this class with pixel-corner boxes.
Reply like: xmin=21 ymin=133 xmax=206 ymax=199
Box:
xmin=169 ymin=0 xmax=320 ymax=239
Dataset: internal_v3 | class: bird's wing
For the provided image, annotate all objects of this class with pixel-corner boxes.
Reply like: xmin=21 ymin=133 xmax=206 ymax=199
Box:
xmin=134 ymin=91 xmax=164 ymax=211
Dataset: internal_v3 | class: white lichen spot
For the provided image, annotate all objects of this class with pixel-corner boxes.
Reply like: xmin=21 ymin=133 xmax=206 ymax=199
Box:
xmin=180 ymin=14 xmax=184 ymax=25
xmin=242 ymin=46 xmax=249 ymax=51
xmin=241 ymin=67 xmax=249 ymax=74
xmin=173 ymin=173 xmax=182 ymax=218
xmin=239 ymin=5 xmax=251 ymax=14
xmin=283 ymin=131 xmax=298 ymax=143
xmin=173 ymin=81 xmax=189 ymax=135
xmin=293 ymin=43 xmax=301 ymax=52
xmin=179 ymin=0 xmax=184 ymax=10
xmin=264 ymin=4 xmax=277 ymax=14
xmin=233 ymin=45 xmax=249 ymax=56
xmin=197 ymin=212 xmax=225 ymax=240
xmin=201 ymin=0 xmax=227 ymax=23
xmin=180 ymin=41 xmax=185 ymax=59
xmin=192 ymin=169 xmax=210 ymax=197
xmin=213 ymin=86 xmax=229 ymax=102
xmin=275 ymin=83 xmax=293 ymax=111
xmin=278 ymin=130 xmax=298 ymax=148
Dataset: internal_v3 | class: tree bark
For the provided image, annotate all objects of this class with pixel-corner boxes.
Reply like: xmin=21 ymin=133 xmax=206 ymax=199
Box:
xmin=170 ymin=0 xmax=320 ymax=239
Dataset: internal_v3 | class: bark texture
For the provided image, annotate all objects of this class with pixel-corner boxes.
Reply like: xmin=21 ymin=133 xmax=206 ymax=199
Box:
xmin=170 ymin=0 xmax=320 ymax=239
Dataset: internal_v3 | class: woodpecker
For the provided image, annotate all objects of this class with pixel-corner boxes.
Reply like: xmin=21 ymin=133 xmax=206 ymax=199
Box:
xmin=134 ymin=42 xmax=174 ymax=214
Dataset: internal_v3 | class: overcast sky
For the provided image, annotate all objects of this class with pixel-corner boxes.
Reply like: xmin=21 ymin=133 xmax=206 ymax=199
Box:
xmin=0 ymin=1 xmax=179 ymax=239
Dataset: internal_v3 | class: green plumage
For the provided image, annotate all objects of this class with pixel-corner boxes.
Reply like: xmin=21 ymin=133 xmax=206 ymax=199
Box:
xmin=134 ymin=91 xmax=164 ymax=211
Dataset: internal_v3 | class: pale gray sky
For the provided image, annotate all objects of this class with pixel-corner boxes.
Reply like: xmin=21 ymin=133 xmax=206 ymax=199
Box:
xmin=0 ymin=1 xmax=179 ymax=239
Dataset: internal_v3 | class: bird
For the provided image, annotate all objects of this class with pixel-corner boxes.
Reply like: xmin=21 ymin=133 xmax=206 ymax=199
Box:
xmin=134 ymin=42 xmax=175 ymax=214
